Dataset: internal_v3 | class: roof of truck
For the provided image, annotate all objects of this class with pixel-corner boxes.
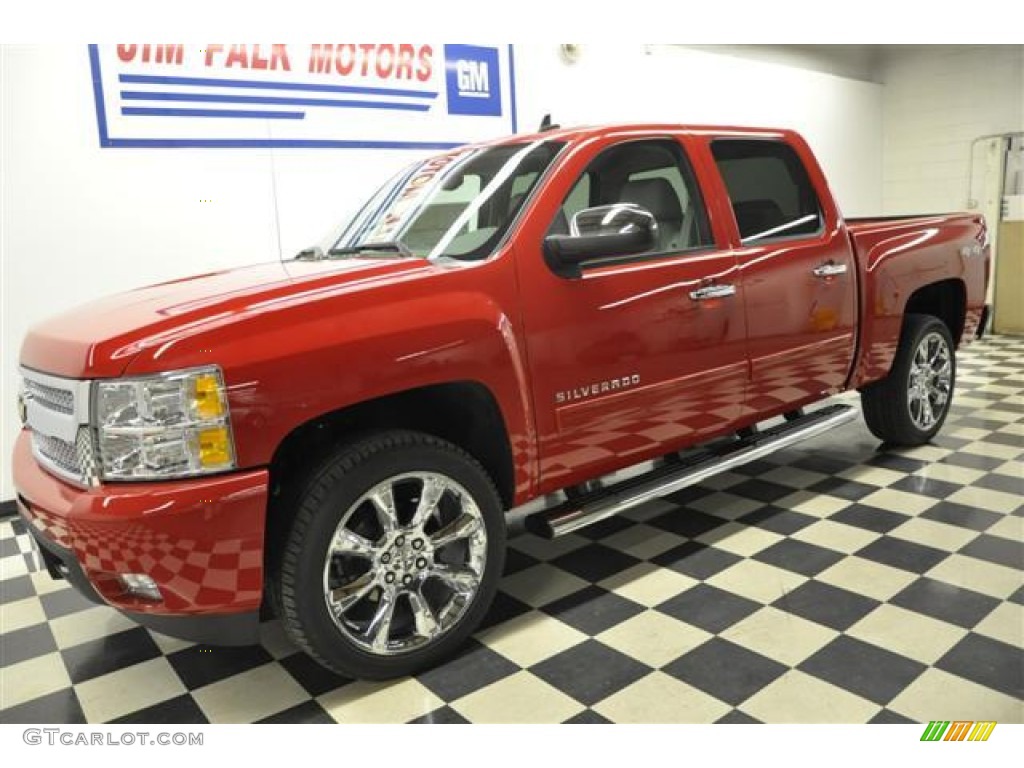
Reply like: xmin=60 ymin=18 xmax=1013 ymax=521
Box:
xmin=484 ymin=122 xmax=799 ymax=147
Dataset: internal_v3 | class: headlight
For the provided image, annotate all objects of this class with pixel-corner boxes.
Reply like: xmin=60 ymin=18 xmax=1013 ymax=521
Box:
xmin=94 ymin=366 xmax=236 ymax=480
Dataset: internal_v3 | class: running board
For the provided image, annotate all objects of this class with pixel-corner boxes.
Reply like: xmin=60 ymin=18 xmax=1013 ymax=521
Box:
xmin=525 ymin=404 xmax=858 ymax=539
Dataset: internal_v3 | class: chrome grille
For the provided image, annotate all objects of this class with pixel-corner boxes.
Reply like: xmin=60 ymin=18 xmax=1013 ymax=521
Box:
xmin=33 ymin=432 xmax=80 ymax=474
xmin=21 ymin=368 xmax=94 ymax=486
xmin=23 ymin=379 xmax=74 ymax=415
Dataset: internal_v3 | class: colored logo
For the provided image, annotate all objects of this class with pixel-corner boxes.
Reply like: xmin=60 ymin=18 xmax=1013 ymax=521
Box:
xmin=444 ymin=45 xmax=501 ymax=117
xmin=920 ymin=721 xmax=996 ymax=742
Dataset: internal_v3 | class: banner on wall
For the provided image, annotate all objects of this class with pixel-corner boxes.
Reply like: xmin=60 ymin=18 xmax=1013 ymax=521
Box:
xmin=88 ymin=44 xmax=518 ymax=149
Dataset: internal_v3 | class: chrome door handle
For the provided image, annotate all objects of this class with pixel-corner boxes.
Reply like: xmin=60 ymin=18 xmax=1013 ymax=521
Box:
xmin=813 ymin=261 xmax=848 ymax=278
xmin=689 ymin=283 xmax=736 ymax=301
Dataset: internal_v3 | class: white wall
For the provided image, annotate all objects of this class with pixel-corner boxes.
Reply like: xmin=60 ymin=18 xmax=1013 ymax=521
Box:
xmin=1 ymin=43 xmax=884 ymax=500
xmin=881 ymin=45 xmax=1024 ymax=214
xmin=515 ymin=45 xmax=883 ymax=217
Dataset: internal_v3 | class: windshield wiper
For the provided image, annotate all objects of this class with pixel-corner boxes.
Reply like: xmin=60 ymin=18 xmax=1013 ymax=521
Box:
xmin=327 ymin=241 xmax=417 ymax=258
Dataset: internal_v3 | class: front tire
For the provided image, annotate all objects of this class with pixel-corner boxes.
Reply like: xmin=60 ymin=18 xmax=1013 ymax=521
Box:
xmin=861 ymin=313 xmax=956 ymax=445
xmin=276 ymin=430 xmax=506 ymax=679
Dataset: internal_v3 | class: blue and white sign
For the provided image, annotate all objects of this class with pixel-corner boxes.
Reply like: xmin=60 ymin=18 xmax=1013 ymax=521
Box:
xmin=444 ymin=44 xmax=502 ymax=117
xmin=88 ymin=44 xmax=518 ymax=149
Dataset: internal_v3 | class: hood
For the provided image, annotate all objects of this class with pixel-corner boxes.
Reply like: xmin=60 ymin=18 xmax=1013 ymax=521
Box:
xmin=20 ymin=258 xmax=431 ymax=378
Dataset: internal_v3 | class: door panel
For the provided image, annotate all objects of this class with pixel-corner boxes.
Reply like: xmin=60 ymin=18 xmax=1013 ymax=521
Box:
xmin=706 ymin=137 xmax=857 ymax=419
xmin=523 ymin=253 xmax=747 ymax=489
xmin=512 ymin=135 xmax=749 ymax=492
xmin=736 ymin=236 xmax=857 ymax=418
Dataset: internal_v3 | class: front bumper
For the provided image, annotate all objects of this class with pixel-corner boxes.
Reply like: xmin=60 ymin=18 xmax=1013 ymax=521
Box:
xmin=13 ymin=430 xmax=268 ymax=645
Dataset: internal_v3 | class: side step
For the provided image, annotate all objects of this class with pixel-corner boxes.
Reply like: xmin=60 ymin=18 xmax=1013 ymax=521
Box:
xmin=525 ymin=403 xmax=857 ymax=539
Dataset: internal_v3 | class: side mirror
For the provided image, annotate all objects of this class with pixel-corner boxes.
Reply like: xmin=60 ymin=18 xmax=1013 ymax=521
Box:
xmin=543 ymin=204 xmax=657 ymax=278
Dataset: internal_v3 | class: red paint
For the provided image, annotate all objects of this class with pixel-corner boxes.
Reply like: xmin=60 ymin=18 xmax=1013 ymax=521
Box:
xmin=15 ymin=124 xmax=989 ymax=627
xmin=13 ymin=431 xmax=267 ymax=615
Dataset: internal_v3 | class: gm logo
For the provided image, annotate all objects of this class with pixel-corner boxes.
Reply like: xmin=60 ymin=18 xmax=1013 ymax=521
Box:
xmin=444 ymin=44 xmax=502 ymax=117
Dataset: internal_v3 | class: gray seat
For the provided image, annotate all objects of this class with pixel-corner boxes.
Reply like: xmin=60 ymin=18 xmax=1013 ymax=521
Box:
xmin=618 ymin=178 xmax=684 ymax=252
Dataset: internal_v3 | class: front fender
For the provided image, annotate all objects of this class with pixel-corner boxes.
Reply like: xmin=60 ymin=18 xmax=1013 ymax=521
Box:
xmin=123 ymin=260 xmax=537 ymax=500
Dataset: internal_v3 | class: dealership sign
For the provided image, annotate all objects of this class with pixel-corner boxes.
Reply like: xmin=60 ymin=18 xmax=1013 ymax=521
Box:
xmin=88 ymin=44 xmax=518 ymax=149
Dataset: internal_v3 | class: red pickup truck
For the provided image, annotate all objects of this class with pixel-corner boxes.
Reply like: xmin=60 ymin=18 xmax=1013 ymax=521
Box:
xmin=14 ymin=124 xmax=990 ymax=678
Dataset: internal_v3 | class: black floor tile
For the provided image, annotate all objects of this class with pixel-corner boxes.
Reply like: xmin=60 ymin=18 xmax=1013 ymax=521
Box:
xmin=502 ymin=547 xmax=540 ymax=576
xmin=809 ymin=477 xmax=877 ymax=501
xmin=409 ymin=706 xmax=471 ymax=724
xmin=663 ymin=486 xmax=713 ymax=506
xmin=574 ymin=516 xmax=636 ymax=541
xmin=0 ymin=575 xmax=34 ymax=604
xmin=648 ymin=510 xmax=728 ymax=538
xmin=792 ymin=455 xmax=857 ymax=475
xmin=540 ymin=585 xmax=644 ymax=636
xmin=728 ymin=479 xmax=794 ymax=504
xmin=165 ymin=643 xmax=273 ymax=690
xmin=830 ymin=504 xmax=910 ymax=534
xmin=278 ymin=651 xmax=353 ymax=697
xmin=0 ymin=687 xmax=85 ymax=723
xmin=940 ymin=453 xmax=1005 ymax=471
xmin=530 ymin=640 xmax=650 ymax=707
xmin=651 ymin=542 xmax=742 ymax=580
xmin=663 ymin=638 xmax=786 ymax=706
xmin=921 ymin=502 xmax=1002 ymax=533
xmin=40 ymin=588 xmax=98 ymax=620
xmin=970 ymin=472 xmax=1024 ymax=495
xmin=772 ymin=581 xmax=879 ymax=631
xmin=799 ymin=635 xmax=926 ymax=705
xmin=889 ymin=475 xmax=962 ymax=499
xmin=930 ymin=434 xmax=972 ymax=451
xmin=257 ymin=700 xmax=334 ymax=724
xmin=417 ymin=640 xmax=520 ymax=701
xmin=890 ymin=578 xmax=1000 ymax=629
xmin=869 ymin=709 xmax=917 ymax=724
xmin=1009 ymin=585 xmax=1024 ymax=606
xmin=738 ymin=507 xmax=817 ymax=536
xmin=0 ymin=538 xmax=19 ymax=557
xmin=856 ymin=537 xmax=949 ymax=574
xmin=1 ymin=623 xmax=57 ymax=668
xmin=868 ymin=453 xmax=929 ymax=473
xmin=732 ymin=459 xmax=780 ymax=477
xmin=61 ymin=627 xmax=162 ymax=684
xmin=655 ymin=584 xmax=761 ymax=634
xmin=479 ymin=590 xmax=532 ymax=631
xmin=563 ymin=708 xmax=612 ymax=724
xmin=958 ymin=534 xmax=1023 ymax=570
xmin=754 ymin=539 xmax=845 ymax=577
xmin=110 ymin=694 xmax=209 ymax=724
xmin=552 ymin=543 xmax=642 ymax=583
xmin=935 ymin=633 xmax=1023 ymax=699
xmin=717 ymin=709 xmax=762 ymax=724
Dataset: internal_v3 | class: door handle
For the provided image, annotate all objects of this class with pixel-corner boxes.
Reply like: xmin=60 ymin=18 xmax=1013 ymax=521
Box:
xmin=812 ymin=261 xmax=848 ymax=278
xmin=689 ymin=283 xmax=736 ymax=301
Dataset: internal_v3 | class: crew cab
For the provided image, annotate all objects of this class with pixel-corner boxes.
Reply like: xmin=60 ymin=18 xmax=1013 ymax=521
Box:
xmin=13 ymin=124 xmax=990 ymax=678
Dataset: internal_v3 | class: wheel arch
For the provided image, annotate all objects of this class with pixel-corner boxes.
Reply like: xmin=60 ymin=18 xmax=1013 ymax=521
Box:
xmin=264 ymin=381 xmax=515 ymax=578
xmin=903 ymin=278 xmax=967 ymax=346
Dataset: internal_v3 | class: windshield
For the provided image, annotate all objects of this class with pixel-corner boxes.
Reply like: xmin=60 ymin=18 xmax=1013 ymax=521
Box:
xmin=324 ymin=140 xmax=564 ymax=261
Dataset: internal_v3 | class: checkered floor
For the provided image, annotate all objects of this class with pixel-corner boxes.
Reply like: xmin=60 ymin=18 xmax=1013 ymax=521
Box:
xmin=2 ymin=336 xmax=1022 ymax=724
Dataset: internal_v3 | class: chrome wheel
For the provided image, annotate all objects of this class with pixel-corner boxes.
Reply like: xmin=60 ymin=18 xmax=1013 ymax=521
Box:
xmin=907 ymin=331 xmax=952 ymax=431
xmin=322 ymin=472 xmax=487 ymax=656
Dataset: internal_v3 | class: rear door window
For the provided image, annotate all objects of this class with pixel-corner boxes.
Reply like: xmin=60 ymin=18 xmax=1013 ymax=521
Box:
xmin=711 ymin=140 xmax=823 ymax=243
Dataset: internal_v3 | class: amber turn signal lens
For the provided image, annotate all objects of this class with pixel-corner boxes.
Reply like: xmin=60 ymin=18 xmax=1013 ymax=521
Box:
xmin=198 ymin=426 xmax=232 ymax=468
xmin=193 ymin=374 xmax=225 ymax=420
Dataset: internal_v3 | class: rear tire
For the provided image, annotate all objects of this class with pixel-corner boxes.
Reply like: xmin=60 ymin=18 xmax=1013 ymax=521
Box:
xmin=276 ymin=430 xmax=505 ymax=679
xmin=861 ymin=313 xmax=956 ymax=446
